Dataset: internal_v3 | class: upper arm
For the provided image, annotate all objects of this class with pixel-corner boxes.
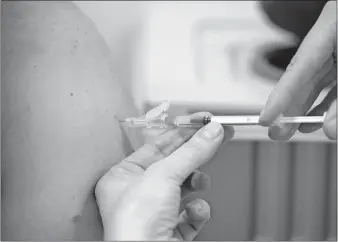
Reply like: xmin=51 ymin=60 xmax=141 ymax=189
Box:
xmin=2 ymin=2 xmax=138 ymax=240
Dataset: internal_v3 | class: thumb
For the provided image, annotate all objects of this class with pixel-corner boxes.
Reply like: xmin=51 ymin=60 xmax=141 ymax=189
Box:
xmin=147 ymin=122 xmax=234 ymax=185
xmin=323 ymin=100 xmax=337 ymax=140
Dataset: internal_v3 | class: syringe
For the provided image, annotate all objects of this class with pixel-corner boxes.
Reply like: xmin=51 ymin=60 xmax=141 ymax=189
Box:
xmin=119 ymin=114 xmax=326 ymax=129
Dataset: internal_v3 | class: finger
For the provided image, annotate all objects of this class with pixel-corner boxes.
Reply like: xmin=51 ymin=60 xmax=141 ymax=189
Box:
xmin=120 ymin=112 xmax=212 ymax=170
xmin=222 ymin=125 xmax=235 ymax=143
xmin=149 ymin=122 xmax=233 ymax=185
xmin=260 ymin=2 xmax=336 ymax=125
xmin=181 ymin=171 xmax=210 ymax=200
xmin=174 ymin=199 xmax=210 ymax=241
xmin=268 ymin=67 xmax=336 ymax=141
xmin=323 ymin=99 xmax=337 ymax=140
xmin=121 ymin=128 xmax=196 ymax=171
xmin=299 ymin=85 xmax=337 ymax=133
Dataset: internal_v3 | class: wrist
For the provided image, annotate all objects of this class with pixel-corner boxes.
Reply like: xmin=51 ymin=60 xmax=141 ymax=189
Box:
xmin=104 ymin=229 xmax=148 ymax=241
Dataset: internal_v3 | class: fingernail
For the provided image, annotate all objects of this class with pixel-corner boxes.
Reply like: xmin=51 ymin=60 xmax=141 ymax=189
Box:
xmin=187 ymin=199 xmax=211 ymax=220
xmin=194 ymin=200 xmax=211 ymax=219
xmin=259 ymin=107 xmax=275 ymax=127
xmin=268 ymin=125 xmax=282 ymax=140
xmin=193 ymin=202 xmax=204 ymax=214
xmin=269 ymin=123 xmax=296 ymax=141
xmin=223 ymin=126 xmax=235 ymax=140
xmin=199 ymin=122 xmax=222 ymax=139
xmin=259 ymin=110 xmax=269 ymax=126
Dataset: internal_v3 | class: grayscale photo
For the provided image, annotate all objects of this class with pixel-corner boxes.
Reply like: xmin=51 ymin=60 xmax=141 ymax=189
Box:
xmin=1 ymin=1 xmax=337 ymax=241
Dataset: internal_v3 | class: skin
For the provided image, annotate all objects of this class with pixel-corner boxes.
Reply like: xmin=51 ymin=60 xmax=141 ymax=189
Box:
xmin=2 ymin=1 xmax=140 ymax=240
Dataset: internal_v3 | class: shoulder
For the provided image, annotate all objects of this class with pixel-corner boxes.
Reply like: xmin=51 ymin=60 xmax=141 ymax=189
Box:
xmin=2 ymin=1 xmax=138 ymax=240
xmin=2 ymin=1 xmax=138 ymax=133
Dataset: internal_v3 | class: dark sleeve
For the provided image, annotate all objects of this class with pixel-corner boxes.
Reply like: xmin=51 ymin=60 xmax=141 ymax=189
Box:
xmin=260 ymin=1 xmax=328 ymax=40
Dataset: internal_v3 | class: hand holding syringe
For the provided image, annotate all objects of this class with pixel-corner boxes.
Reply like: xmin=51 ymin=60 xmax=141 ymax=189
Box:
xmin=119 ymin=101 xmax=326 ymax=129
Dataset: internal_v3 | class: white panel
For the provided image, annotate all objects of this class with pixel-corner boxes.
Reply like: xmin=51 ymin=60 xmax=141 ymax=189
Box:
xmin=186 ymin=141 xmax=255 ymax=240
xmin=291 ymin=143 xmax=329 ymax=240
xmin=255 ymin=142 xmax=292 ymax=240
xmin=327 ymin=144 xmax=337 ymax=241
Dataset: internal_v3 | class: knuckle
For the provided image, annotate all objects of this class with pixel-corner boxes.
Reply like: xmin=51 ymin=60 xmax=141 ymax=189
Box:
xmin=189 ymin=137 xmax=205 ymax=150
xmin=94 ymin=171 xmax=115 ymax=198
xmin=151 ymin=141 xmax=168 ymax=158
xmin=179 ymin=139 xmax=212 ymax=164
xmin=189 ymin=130 xmax=222 ymax=154
xmin=121 ymin=159 xmax=146 ymax=172
xmin=186 ymin=138 xmax=206 ymax=156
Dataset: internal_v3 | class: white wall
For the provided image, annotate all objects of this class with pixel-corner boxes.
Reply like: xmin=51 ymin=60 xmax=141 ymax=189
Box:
xmin=74 ymin=1 xmax=297 ymax=112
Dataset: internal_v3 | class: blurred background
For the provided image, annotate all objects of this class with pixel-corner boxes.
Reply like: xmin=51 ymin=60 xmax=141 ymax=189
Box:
xmin=75 ymin=1 xmax=336 ymax=240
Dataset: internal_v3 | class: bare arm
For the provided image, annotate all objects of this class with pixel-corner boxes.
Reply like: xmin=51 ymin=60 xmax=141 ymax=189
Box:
xmin=2 ymin=1 xmax=139 ymax=240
